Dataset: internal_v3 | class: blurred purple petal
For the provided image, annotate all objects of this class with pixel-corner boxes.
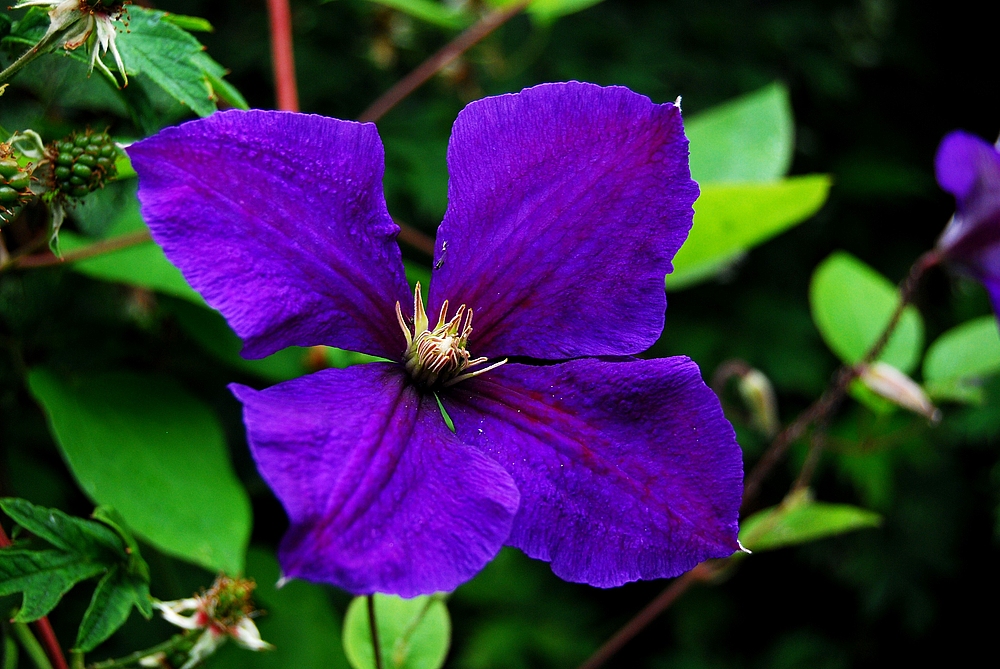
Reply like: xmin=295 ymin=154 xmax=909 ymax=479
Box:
xmin=130 ymin=111 xmax=410 ymax=360
xmin=231 ymin=364 xmax=519 ymax=597
xmin=934 ymin=131 xmax=1000 ymax=307
xmin=430 ymin=82 xmax=698 ymax=360
xmin=443 ymin=357 xmax=742 ymax=587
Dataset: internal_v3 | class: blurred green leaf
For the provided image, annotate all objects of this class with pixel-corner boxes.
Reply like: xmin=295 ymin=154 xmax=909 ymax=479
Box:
xmin=667 ymin=175 xmax=830 ymax=289
xmin=207 ymin=548 xmax=350 ymax=669
xmin=343 ymin=594 xmax=450 ymax=669
xmin=487 ymin=0 xmax=605 ymax=22
xmin=739 ymin=489 xmax=881 ymax=552
xmin=686 ymin=82 xmax=794 ymax=184
xmin=357 ymin=0 xmax=468 ymax=29
xmin=59 ymin=198 xmax=204 ymax=305
xmin=27 ymin=369 xmax=252 ymax=574
xmin=809 ymin=252 xmax=924 ymax=373
xmin=161 ymin=14 xmax=215 ymax=32
xmin=923 ymin=316 xmax=1000 ymax=403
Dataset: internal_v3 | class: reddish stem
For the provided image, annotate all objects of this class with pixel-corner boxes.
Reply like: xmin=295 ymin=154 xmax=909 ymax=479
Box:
xmin=0 ymin=523 xmax=69 ymax=669
xmin=266 ymin=0 xmax=300 ymax=111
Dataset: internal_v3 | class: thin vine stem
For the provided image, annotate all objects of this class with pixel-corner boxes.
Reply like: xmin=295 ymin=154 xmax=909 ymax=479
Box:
xmin=367 ymin=595 xmax=383 ymax=669
xmin=358 ymin=0 xmax=532 ymax=123
xmin=84 ymin=634 xmax=189 ymax=669
xmin=0 ymin=231 xmax=152 ymax=272
xmin=10 ymin=624 xmax=52 ymax=669
xmin=575 ymin=248 xmax=942 ymax=669
xmin=266 ymin=0 xmax=299 ymax=111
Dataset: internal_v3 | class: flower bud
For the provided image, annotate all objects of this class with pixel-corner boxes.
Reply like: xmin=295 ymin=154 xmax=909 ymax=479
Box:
xmin=859 ymin=361 xmax=940 ymax=422
xmin=737 ymin=368 xmax=780 ymax=437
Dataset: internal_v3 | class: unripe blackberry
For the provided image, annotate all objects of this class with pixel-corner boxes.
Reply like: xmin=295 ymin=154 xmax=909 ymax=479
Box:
xmin=0 ymin=144 xmax=35 ymax=219
xmin=47 ymin=130 xmax=118 ymax=200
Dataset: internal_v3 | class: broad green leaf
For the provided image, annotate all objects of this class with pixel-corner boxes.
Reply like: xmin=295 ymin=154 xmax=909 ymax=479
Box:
xmin=809 ymin=252 xmax=924 ymax=373
xmin=357 ymin=0 xmax=467 ymax=29
xmin=343 ymin=594 xmax=450 ymax=669
xmin=0 ymin=549 xmax=106 ymax=622
xmin=59 ymin=197 xmax=204 ymax=305
xmin=115 ymin=7 xmax=228 ymax=117
xmin=191 ymin=51 xmax=250 ymax=110
xmin=739 ymin=490 xmax=881 ymax=552
xmin=686 ymin=82 xmax=794 ymax=184
xmin=924 ymin=316 xmax=1000 ymax=380
xmin=667 ymin=175 xmax=831 ymax=289
xmin=207 ymin=547 xmax=349 ymax=669
xmin=74 ymin=564 xmax=151 ymax=652
xmin=27 ymin=369 xmax=251 ymax=574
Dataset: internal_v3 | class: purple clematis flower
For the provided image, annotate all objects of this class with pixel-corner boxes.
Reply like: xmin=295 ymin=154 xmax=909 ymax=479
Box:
xmin=935 ymin=130 xmax=1000 ymax=314
xmin=129 ymin=82 xmax=743 ymax=597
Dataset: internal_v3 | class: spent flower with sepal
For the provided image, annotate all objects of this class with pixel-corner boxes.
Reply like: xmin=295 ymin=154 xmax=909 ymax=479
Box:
xmin=934 ymin=130 xmax=1000 ymax=315
xmin=13 ymin=0 xmax=129 ymax=84
xmin=129 ymin=82 xmax=744 ymax=597
xmin=154 ymin=575 xmax=272 ymax=669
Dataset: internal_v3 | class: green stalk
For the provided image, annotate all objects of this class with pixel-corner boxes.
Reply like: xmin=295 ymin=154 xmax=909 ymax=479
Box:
xmin=3 ymin=623 xmax=19 ymax=669
xmin=10 ymin=625 xmax=52 ymax=669
xmin=0 ymin=29 xmax=65 ymax=87
xmin=85 ymin=634 xmax=190 ymax=669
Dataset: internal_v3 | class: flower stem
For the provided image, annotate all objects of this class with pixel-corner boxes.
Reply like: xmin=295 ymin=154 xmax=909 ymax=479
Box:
xmin=3 ymin=623 xmax=18 ymax=669
xmin=84 ymin=634 xmax=189 ymax=669
xmin=367 ymin=595 xmax=383 ymax=669
xmin=266 ymin=0 xmax=299 ymax=111
xmin=0 ymin=30 xmax=64 ymax=87
xmin=10 ymin=624 xmax=52 ymax=669
xmin=357 ymin=0 xmax=531 ymax=123
xmin=0 ymin=230 xmax=152 ymax=272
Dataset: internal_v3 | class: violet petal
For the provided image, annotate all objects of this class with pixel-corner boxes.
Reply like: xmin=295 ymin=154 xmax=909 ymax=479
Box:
xmin=231 ymin=363 xmax=519 ymax=597
xmin=430 ymin=82 xmax=699 ymax=360
xmin=129 ymin=110 xmax=411 ymax=360
xmin=442 ymin=357 xmax=742 ymax=587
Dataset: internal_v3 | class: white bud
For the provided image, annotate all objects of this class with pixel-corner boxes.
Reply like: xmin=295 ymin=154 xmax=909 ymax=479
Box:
xmin=859 ymin=362 xmax=941 ymax=422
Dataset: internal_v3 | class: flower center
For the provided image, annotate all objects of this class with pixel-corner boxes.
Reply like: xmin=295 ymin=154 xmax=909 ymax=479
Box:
xmin=396 ymin=283 xmax=506 ymax=391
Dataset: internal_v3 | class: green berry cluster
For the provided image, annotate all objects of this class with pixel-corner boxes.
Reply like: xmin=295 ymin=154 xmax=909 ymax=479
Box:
xmin=50 ymin=130 xmax=118 ymax=199
xmin=0 ymin=147 xmax=33 ymax=215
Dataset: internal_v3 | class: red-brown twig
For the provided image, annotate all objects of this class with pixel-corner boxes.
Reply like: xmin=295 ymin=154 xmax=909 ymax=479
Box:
xmin=3 ymin=231 xmax=152 ymax=271
xmin=266 ymin=0 xmax=299 ymax=111
xmin=0 ymin=523 xmax=69 ymax=669
xmin=358 ymin=0 xmax=531 ymax=123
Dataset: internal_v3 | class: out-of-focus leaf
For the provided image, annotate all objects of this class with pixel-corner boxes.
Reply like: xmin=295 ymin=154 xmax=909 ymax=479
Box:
xmin=686 ymin=82 xmax=794 ymax=184
xmin=27 ymin=369 xmax=251 ymax=574
xmin=343 ymin=594 xmax=450 ymax=669
xmin=809 ymin=252 xmax=924 ymax=373
xmin=486 ymin=0 xmax=605 ymax=22
xmin=667 ymin=175 xmax=831 ymax=289
xmin=161 ymin=14 xmax=215 ymax=32
xmin=207 ymin=548 xmax=349 ymax=669
xmin=357 ymin=0 xmax=468 ymax=29
xmin=739 ymin=489 xmax=881 ymax=552
xmin=74 ymin=564 xmax=151 ymax=652
xmin=59 ymin=197 xmax=204 ymax=305
xmin=923 ymin=316 xmax=1000 ymax=403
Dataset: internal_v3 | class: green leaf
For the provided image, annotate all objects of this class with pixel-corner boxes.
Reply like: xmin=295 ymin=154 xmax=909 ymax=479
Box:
xmin=686 ymin=82 xmax=794 ymax=184
xmin=0 ymin=549 xmax=106 ymax=622
xmin=485 ymin=0 xmax=605 ymax=22
xmin=809 ymin=252 xmax=924 ymax=373
xmin=667 ymin=175 xmax=831 ymax=289
xmin=923 ymin=316 xmax=1000 ymax=380
xmin=343 ymin=594 xmax=450 ymax=669
xmin=0 ymin=499 xmax=123 ymax=559
xmin=161 ymin=14 xmax=215 ymax=32
xmin=27 ymin=369 xmax=252 ymax=574
xmin=115 ymin=7 xmax=237 ymax=118
xmin=74 ymin=564 xmax=152 ymax=652
xmin=359 ymin=0 xmax=468 ymax=29
xmin=58 ymin=196 xmax=204 ymax=305
xmin=739 ymin=490 xmax=881 ymax=552
xmin=206 ymin=547 xmax=350 ymax=669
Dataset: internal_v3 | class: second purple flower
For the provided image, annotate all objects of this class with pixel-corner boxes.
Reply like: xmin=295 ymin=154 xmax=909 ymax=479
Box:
xmin=129 ymin=82 xmax=743 ymax=597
